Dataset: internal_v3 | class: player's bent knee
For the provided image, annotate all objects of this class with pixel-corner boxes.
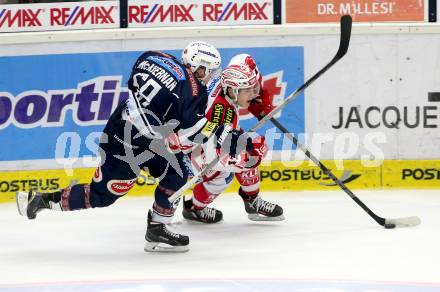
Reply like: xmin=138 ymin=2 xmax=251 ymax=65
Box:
xmin=90 ymin=178 xmax=136 ymax=208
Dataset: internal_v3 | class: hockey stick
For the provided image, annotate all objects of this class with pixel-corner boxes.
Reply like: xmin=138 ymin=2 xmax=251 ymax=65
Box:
xmin=269 ymin=118 xmax=421 ymax=229
xmin=168 ymin=15 xmax=353 ymax=204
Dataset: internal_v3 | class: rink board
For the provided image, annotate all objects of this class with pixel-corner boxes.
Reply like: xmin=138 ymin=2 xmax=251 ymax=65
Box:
xmin=382 ymin=160 xmax=440 ymax=189
xmin=1 ymin=159 xmax=439 ymax=203
xmin=2 ymin=28 xmax=440 ymax=171
xmin=0 ymin=46 xmax=303 ymax=162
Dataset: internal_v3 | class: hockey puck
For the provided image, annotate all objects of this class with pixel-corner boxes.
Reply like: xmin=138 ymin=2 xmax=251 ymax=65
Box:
xmin=384 ymin=223 xmax=396 ymax=229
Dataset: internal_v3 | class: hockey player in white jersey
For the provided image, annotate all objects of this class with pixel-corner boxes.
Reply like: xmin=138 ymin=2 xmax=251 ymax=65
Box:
xmin=182 ymin=57 xmax=285 ymax=224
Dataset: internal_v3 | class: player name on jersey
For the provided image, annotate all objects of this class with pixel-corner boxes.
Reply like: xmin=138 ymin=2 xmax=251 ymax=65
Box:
xmin=136 ymin=60 xmax=178 ymax=91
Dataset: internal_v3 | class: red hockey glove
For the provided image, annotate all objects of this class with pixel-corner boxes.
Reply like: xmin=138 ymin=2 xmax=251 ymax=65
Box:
xmin=247 ymin=89 xmax=274 ymax=120
xmin=245 ymin=136 xmax=268 ymax=168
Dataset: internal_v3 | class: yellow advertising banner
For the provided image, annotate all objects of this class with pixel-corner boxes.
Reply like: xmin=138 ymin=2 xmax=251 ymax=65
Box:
xmin=0 ymin=160 xmax=438 ymax=203
xmin=258 ymin=160 xmax=381 ymax=191
xmin=286 ymin=0 xmax=424 ymax=23
xmin=0 ymin=168 xmax=174 ymax=203
xmin=382 ymin=160 xmax=440 ymax=189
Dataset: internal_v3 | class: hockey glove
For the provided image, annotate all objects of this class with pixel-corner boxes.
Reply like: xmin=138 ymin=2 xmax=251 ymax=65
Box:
xmin=248 ymin=89 xmax=274 ymax=120
xmin=214 ymin=124 xmax=252 ymax=158
xmin=211 ymin=125 xmax=254 ymax=172
xmin=244 ymin=136 xmax=268 ymax=168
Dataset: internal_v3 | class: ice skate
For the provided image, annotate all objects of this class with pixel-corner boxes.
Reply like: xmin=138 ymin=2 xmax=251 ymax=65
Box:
xmin=182 ymin=197 xmax=223 ymax=224
xmin=239 ymin=188 xmax=284 ymax=221
xmin=16 ymin=190 xmax=55 ymax=220
xmin=144 ymin=210 xmax=189 ymax=253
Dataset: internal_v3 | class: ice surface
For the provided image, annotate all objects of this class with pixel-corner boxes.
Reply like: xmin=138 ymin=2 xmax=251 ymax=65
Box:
xmin=1 ymin=190 xmax=439 ymax=291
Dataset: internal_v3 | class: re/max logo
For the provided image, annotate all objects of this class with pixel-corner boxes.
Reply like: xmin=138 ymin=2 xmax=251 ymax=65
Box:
xmin=129 ymin=4 xmax=196 ymax=24
xmin=50 ymin=6 xmax=115 ymax=26
xmin=0 ymin=8 xmax=43 ymax=27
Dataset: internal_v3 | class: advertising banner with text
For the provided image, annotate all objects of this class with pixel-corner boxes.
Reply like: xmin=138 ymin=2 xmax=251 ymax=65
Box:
xmin=2 ymin=159 xmax=439 ymax=203
xmin=128 ymin=0 xmax=274 ymax=27
xmin=285 ymin=0 xmax=424 ymax=23
xmin=0 ymin=1 xmax=119 ymax=32
xmin=306 ymin=34 xmax=440 ymax=160
xmin=0 ymin=46 xmax=303 ymax=164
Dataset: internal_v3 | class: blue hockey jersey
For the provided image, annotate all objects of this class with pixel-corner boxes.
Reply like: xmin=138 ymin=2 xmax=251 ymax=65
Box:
xmin=126 ymin=51 xmax=216 ymax=151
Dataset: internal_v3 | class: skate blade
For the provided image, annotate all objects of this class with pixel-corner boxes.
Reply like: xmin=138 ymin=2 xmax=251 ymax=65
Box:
xmin=248 ymin=214 xmax=285 ymax=222
xmin=16 ymin=191 xmax=29 ymax=217
xmin=144 ymin=241 xmax=189 ymax=253
xmin=181 ymin=216 xmax=223 ymax=225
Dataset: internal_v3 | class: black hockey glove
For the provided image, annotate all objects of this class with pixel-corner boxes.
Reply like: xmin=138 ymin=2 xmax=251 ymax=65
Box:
xmin=214 ymin=124 xmax=253 ymax=158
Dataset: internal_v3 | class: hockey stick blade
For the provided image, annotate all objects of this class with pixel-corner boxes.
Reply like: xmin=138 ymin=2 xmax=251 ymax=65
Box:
xmin=269 ymin=118 xmax=421 ymax=230
xmin=168 ymin=15 xmax=352 ymax=204
xmin=385 ymin=216 xmax=421 ymax=228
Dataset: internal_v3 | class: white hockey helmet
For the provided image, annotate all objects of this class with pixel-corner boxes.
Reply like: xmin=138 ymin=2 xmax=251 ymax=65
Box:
xmin=221 ymin=64 xmax=259 ymax=101
xmin=228 ymin=53 xmax=257 ymax=71
xmin=229 ymin=53 xmax=262 ymax=86
xmin=182 ymin=41 xmax=221 ymax=77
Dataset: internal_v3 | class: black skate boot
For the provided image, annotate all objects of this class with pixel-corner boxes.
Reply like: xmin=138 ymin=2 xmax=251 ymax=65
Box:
xmin=182 ymin=197 xmax=223 ymax=224
xmin=145 ymin=210 xmax=189 ymax=253
xmin=16 ymin=190 xmax=61 ymax=220
xmin=239 ymin=188 xmax=285 ymax=221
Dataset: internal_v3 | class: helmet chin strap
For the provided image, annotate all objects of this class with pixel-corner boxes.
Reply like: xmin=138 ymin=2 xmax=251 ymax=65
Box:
xmin=231 ymin=88 xmax=240 ymax=103
xmin=226 ymin=95 xmax=238 ymax=107
xmin=224 ymin=87 xmax=239 ymax=105
xmin=192 ymin=66 xmax=214 ymax=86
xmin=201 ymin=72 xmax=213 ymax=86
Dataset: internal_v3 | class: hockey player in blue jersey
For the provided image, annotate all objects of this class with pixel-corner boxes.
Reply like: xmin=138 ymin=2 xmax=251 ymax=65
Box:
xmin=16 ymin=42 xmax=249 ymax=253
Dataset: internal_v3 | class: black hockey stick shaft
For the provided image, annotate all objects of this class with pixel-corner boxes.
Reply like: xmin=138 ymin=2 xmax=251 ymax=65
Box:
xmin=269 ymin=117 xmax=386 ymax=226
xmin=168 ymin=15 xmax=352 ymax=204
xmin=252 ymin=15 xmax=352 ymax=133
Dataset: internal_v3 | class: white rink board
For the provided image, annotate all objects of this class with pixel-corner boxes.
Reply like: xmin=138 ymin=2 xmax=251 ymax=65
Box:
xmin=0 ymin=24 xmax=440 ymax=172
xmin=306 ymin=34 xmax=440 ymax=160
